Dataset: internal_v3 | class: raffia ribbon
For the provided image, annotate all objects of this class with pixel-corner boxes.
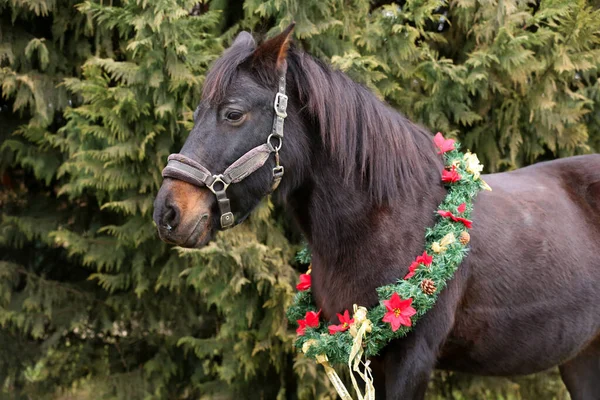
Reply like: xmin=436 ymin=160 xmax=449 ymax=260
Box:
xmin=348 ymin=305 xmax=375 ymax=400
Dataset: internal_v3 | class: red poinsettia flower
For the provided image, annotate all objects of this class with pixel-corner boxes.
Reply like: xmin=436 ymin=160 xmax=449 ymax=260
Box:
xmin=434 ymin=132 xmax=455 ymax=154
xmin=457 ymin=203 xmax=466 ymax=213
xmin=438 ymin=210 xmax=473 ymax=229
xmin=404 ymin=251 xmax=433 ymax=279
xmin=415 ymin=251 xmax=433 ymax=266
xmin=441 ymin=166 xmax=461 ymax=183
xmin=328 ymin=310 xmax=355 ymax=335
xmin=382 ymin=293 xmax=417 ymax=332
xmin=296 ymin=310 xmax=321 ymax=336
xmin=296 ymin=273 xmax=311 ymax=291
xmin=403 ymin=261 xmax=420 ymax=280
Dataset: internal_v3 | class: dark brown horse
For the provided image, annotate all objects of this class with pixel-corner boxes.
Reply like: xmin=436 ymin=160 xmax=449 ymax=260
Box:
xmin=153 ymin=26 xmax=600 ymax=399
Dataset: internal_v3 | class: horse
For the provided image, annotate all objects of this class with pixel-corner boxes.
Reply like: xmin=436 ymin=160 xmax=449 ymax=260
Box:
xmin=153 ymin=24 xmax=600 ymax=399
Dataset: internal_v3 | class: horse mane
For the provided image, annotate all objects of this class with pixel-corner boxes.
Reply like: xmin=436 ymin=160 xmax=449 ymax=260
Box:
xmin=202 ymin=42 xmax=442 ymax=204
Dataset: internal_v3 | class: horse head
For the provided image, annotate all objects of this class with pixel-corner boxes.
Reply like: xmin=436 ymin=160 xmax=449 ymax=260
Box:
xmin=153 ymin=24 xmax=309 ymax=247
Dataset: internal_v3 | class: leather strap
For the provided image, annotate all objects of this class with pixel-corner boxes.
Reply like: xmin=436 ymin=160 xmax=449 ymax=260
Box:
xmin=222 ymin=144 xmax=273 ymax=183
xmin=162 ymin=157 xmax=214 ymax=187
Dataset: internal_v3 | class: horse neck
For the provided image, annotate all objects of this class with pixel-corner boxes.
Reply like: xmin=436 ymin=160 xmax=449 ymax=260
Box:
xmin=299 ymin=137 xmax=446 ymax=266
xmin=285 ymin=72 xmax=447 ymax=316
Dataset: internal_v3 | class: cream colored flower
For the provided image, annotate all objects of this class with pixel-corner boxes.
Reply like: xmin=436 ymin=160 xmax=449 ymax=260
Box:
xmin=463 ymin=151 xmax=483 ymax=180
xmin=431 ymin=242 xmax=443 ymax=253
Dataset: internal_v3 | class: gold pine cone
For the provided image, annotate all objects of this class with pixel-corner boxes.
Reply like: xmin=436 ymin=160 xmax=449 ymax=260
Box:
xmin=420 ymin=279 xmax=436 ymax=295
xmin=459 ymin=231 xmax=470 ymax=245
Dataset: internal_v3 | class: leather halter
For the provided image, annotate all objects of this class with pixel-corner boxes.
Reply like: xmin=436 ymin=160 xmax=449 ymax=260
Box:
xmin=161 ymin=73 xmax=288 ymax=229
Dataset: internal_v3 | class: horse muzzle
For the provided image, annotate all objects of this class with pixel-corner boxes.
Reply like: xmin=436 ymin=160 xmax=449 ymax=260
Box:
xmin=153 ymin=178 xmax=215 ymax=248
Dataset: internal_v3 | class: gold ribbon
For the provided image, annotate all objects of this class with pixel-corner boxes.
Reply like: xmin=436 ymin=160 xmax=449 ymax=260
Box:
xmin=432 ymin=232 xmax=456 ymax=253
xmin=480 ymin=179 xmax=492 ymax=191
xmin=303 ymin=340 xmax=352 ymax=400
xmin=317 ymin=354 xmax=353 ymax=400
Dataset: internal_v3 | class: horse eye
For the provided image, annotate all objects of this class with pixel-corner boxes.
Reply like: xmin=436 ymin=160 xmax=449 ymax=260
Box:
xmin=225 ymin=111 xmax=244 ymax=122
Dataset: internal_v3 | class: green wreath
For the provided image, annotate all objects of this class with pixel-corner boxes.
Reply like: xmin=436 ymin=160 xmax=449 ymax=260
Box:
xmin=287 ymin=133 xmax=490 ymax=366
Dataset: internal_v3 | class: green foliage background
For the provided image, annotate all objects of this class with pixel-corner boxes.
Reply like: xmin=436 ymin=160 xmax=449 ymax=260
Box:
xmin=1 ymin=0 xmax=598 ymax=398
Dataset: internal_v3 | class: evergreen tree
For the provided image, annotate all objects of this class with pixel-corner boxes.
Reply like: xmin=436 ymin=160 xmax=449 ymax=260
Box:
xmin=1 ymin=0 xmax=599 ymax=399
xmin=1 ymin=1 xmax=326 ymax=398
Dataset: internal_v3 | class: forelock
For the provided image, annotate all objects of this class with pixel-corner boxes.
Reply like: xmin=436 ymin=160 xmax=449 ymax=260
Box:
xmin=202 ymin=40 xmax=255 ymax=105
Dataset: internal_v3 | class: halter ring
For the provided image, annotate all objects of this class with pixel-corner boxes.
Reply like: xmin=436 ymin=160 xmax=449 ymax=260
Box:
xmin=207 ymin=175 xmax=229 ymax=194
xmin=267 ymin=134 xmax=283 ymax=152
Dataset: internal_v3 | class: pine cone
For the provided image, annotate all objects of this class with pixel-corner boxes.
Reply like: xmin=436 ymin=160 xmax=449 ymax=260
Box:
xmin=459 ymin=231 xmax=470 ymax=245
xmin=420 ymin=279 xmax=436 ymax=295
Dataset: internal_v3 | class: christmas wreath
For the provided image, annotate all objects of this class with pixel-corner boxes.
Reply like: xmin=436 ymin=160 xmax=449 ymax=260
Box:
xmin=286 ymin=133 xmax=491 ymax=399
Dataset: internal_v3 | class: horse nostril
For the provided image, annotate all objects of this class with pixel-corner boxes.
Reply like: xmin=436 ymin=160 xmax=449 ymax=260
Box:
xmin=162 ymin=202 xmax=181 ymax=232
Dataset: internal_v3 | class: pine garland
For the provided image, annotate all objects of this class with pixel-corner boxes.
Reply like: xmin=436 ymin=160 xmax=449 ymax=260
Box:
xmin=287 ymin=134 xmax=490 ymax=365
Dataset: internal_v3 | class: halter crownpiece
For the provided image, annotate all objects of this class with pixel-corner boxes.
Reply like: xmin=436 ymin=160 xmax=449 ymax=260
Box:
xmin=161 ymin=72 xmax=288 ymax=229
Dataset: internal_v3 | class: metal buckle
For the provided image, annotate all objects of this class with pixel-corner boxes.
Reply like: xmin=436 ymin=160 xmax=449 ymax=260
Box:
xmin=220 ymin=212 xmax=234 ymax=228
xmin=207 ymin=174 xmax=229 ymax=194
xmin=273 ymin=165 xmax=284 ymax=178
xmin=274 ymin=93 xmax=288 ymax=118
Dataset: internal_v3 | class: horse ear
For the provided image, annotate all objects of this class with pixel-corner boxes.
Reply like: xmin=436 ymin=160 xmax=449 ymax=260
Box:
xmin=231 ymin=31 xmax=256 ymax=49
xmin=253 ymin=22 xmax=295 ymax=72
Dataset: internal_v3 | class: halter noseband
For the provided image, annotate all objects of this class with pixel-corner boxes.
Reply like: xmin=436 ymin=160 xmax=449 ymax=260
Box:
xmin=161 ymin=73 xmax=288 ymax=229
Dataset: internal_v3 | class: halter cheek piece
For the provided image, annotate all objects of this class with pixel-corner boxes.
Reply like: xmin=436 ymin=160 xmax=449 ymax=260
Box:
xmin=161 ymin=73 xmax=288 ymax=229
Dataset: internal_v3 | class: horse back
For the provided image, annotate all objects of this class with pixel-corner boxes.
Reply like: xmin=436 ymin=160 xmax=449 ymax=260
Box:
xmin=442 ymin=154 xmax=600 ymax=376
xmin=523 ymin=154 xmax=600 ymax=218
